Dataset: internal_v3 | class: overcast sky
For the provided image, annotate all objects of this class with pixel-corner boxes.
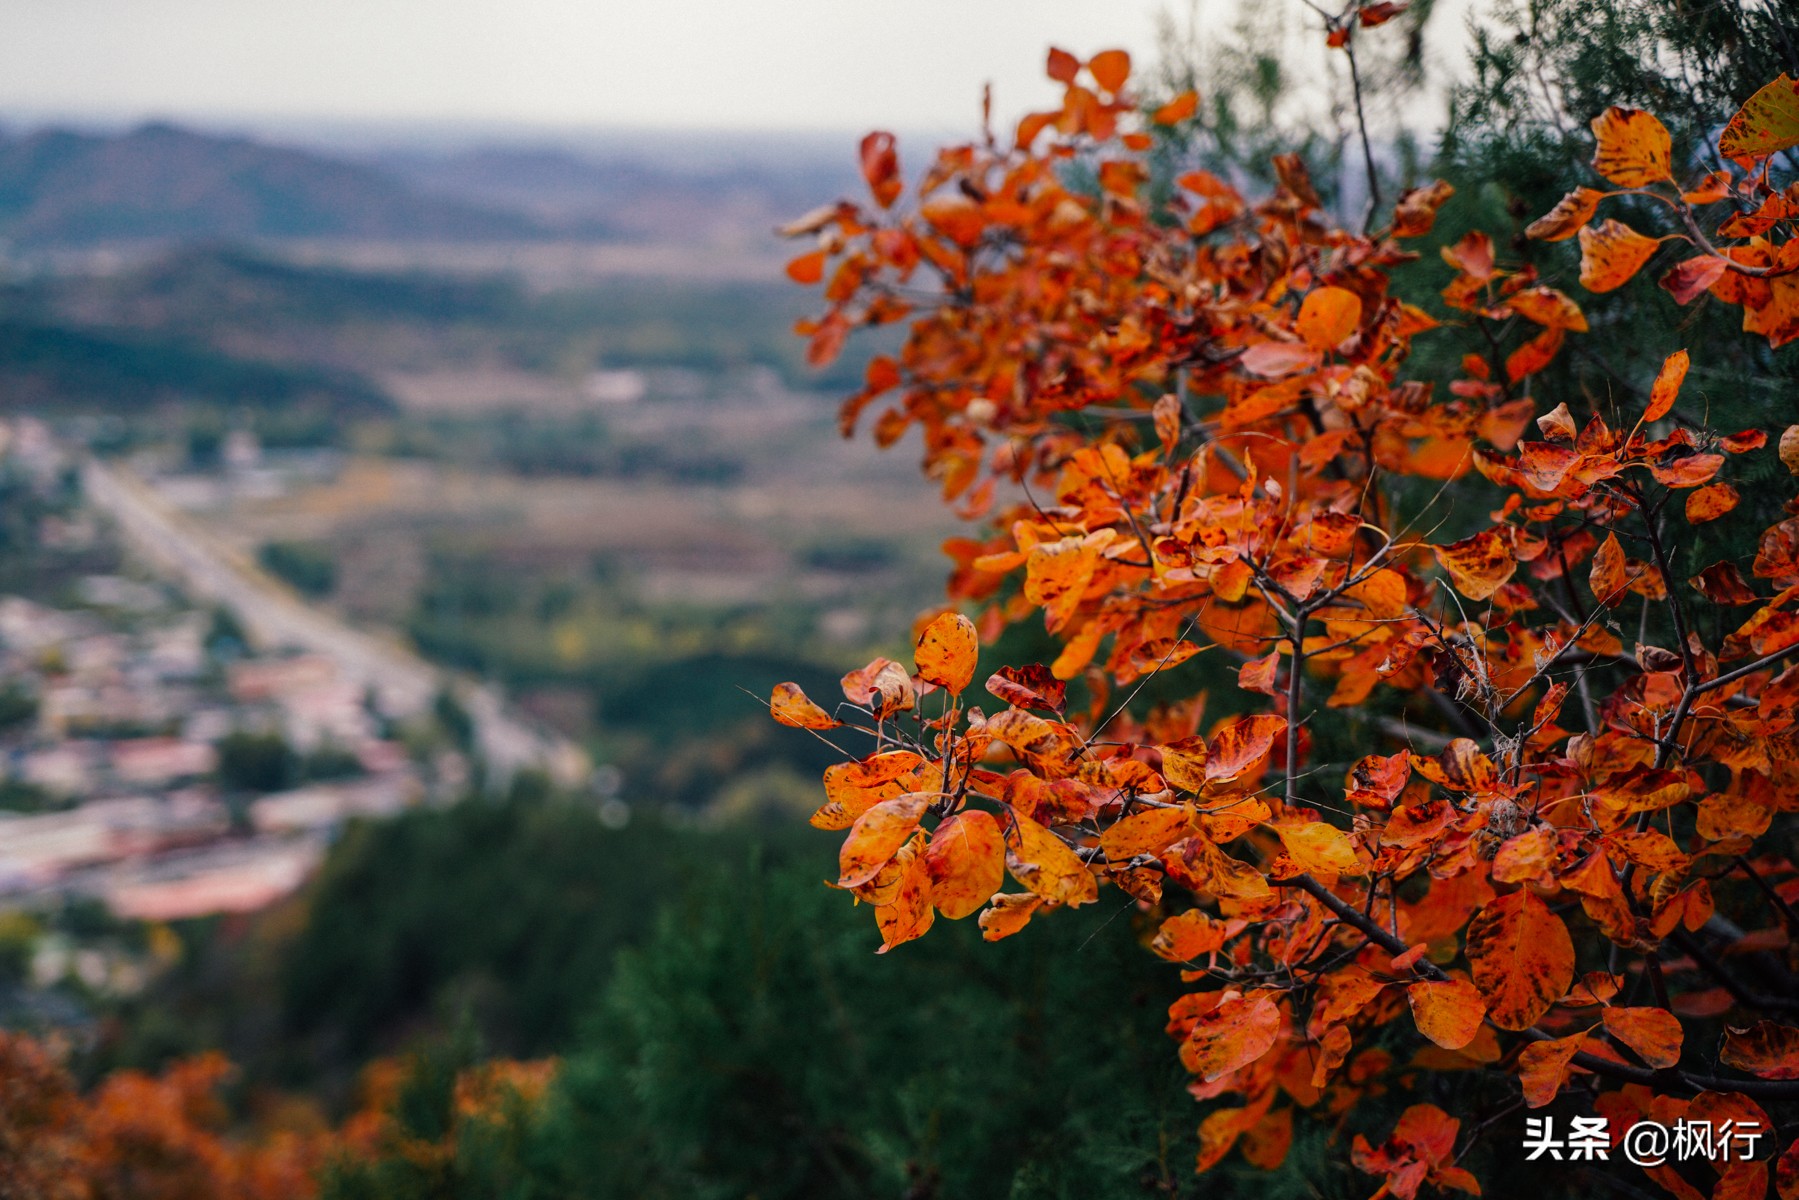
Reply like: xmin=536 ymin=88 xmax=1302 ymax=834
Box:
xmin=0 ymin=0 xmax=1190 ymax=137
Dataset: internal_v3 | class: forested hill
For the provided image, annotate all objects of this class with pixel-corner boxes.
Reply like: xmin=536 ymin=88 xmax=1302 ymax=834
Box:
xmin=0 ymin=122 xmax=544 ymax=246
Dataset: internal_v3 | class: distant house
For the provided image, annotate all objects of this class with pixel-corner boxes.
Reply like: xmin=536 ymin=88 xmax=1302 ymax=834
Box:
xmin=227 ymin=655 xmax=337 ymax=702
xmin=109 ymin=737 xmax=217 ymax=786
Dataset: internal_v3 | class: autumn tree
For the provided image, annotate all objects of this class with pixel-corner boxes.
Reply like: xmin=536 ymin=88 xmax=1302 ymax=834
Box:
xmin=773 ymin=38 xmax=1799 ymax=1200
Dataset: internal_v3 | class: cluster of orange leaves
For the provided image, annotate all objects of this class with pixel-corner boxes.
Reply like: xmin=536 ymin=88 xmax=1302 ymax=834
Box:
xmin=0 ymin=1029 xmax=554 ymax=1199
xmin=1526 ymin=73 xmax=1799 ymax=347
xmin=773 ymin=46 xmax=1799 ymax=1200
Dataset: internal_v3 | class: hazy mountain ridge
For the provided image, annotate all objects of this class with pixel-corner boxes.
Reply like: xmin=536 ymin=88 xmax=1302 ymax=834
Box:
xmin=0 ymin=122 xmax=548 ymax=246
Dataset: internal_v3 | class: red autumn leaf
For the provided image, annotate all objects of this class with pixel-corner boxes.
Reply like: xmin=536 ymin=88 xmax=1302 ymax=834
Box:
xmin=1045 ymin=47 xmax=1080 ymax=84
xmin=1465 ymin=889 xmax=1575 ymax=1030
xmin=1389 ymin=179 xmax=1454 ymax=238
xmin=986 ymin=664 xmax=1067 ymax=713
xmin=1692 ymin=561 xmax=1760 ymax=605
xmin=1660 ymin=255 xmax=1729 ymax=304
xmin=784 ymin=249 xmax=828 ymax=285
xmin=1720 ymin=1021 xmax=1799 ymax=1079
xmin=859 ymin=131 xmax=902 ymax=208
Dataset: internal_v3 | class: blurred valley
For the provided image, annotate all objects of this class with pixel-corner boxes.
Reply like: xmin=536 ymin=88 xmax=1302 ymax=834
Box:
xmin=0 ymin=117 xmax=977 ymax=1077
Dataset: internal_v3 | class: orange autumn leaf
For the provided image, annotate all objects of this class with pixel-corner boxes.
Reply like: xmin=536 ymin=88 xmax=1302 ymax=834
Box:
xmin=1505 ymin=326 xmax=1564 ymax=382
xmin=1590 ymin=531 xmax=1629 ymax=607
xmin=1389 ymin=180 xmax=1454 ymax=238
xmin=875 ymin=842 xmax=935 ymax=951
xmin=1464 ymin=889 xmax=1575 ymax=1031
xmin=1180 ymin=991 xmax=1282 ymax=1081
xmin=1525 ymin=186 xmax=1603 ymax=241
xmin=770 ymin=681 xmax=842 ymax=729
xmin=1406 ymin=980 xmax=1486 ymax=1050
xmin=784 ymin=249 xmax=827 ymax=285
xmin=1270 ymin=821 xmax=1364 ymax=876
xmin=1004 ymin=810 xmax=1098 ymax=906
xmin=978 ymin=892 xmax=1043 ymax=941
xmin=1237 ymin=650 xmax=1281 ymax=696
xmin=1720 ymin=1021 xmax=1799 ymax=1079
xmin=1686 ymin=482 xmax=1740 ymax=524
xmin=1088 ymin=49 xmax=1132 ymax=93
xmin=914 ymin=611 xmax=978 ymax=693
xmin=1206 ymin=714 xmax=1287 ymax=783
xmin=1296 ymin=287 xmax=1363 ymax=350
xmin=1151 ymin=909 xmax=1228 ymax=961
xmin=1643 ymin=349 xmax=1689 ymax=423
xmin=1578 ymin=219 xmax=1661 ymax=293
xmin=837 ymin=793 xmax=933 ymax=888
xmin=1100 ymin=804 xmax=1193 ymax=860
xmin=1601 ymin=1006 xmax=1683 ymax=1069
xmin=1433 ymin=529 xmax=1517 ymax=601
xmin=1590 ymin=106 xmax=1672 ymax=185
xmin=1152 ymin=89 xmax=1199 ymax=125
xmin=1507 ymin=286 xmax=1588 ymax=331
xmin=924 ymin=810 xmax=1005 ymax=919
xmin=1518 ymin=1032 xmax=1589 ymax=1108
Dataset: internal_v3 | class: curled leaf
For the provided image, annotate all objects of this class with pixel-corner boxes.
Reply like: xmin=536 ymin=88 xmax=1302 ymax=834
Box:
xmin=770 ymin=682 xmax=841 ymax=729
xmin=1526 ymin=187 xmax=1602 ymax=242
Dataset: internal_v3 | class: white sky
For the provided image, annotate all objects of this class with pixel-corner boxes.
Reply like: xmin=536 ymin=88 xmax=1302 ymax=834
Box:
xmin=0 ymin=0 xmax=1183 ymax=135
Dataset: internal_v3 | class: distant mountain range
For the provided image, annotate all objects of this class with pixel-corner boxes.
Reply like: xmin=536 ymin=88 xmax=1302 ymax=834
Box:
xmin=0 ymin=119 xmax=865 ymax=251
xmin=0 ymin=122 xmax=546 ymax=247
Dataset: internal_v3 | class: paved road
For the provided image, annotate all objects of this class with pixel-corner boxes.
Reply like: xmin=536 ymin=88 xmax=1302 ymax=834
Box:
xmin=81 ymin=457 xmax=591 ymax=789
